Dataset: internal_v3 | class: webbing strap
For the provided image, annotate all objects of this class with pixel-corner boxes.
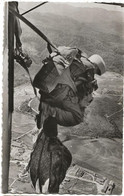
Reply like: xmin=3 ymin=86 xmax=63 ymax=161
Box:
xmin=22 ymin=64 xmax=38 ymax=97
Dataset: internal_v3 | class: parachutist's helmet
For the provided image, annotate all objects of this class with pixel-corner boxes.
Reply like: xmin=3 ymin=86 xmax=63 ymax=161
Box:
xmin=89 ymin=54 xmax=106 ymax=75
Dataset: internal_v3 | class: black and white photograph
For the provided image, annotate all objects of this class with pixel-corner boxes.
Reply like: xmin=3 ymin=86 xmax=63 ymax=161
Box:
xmin=1 ymin=0 xmax=124 ymax=194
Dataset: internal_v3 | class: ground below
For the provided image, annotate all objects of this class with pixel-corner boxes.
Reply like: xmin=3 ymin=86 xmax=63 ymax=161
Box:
xmin=9 ymin=71 xmax=123 ymax=194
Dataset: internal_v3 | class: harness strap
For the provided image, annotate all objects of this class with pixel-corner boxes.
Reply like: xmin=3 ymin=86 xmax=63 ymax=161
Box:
xmin=47 ymin=43 xmax=53 ymax=54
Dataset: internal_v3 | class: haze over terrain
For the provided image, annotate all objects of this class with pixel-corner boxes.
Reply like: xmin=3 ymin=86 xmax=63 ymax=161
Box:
xmin=14 ymin=2 xmax=124 ymax=86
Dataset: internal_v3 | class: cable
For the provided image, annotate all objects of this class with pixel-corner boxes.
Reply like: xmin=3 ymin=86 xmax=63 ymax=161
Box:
xmin=21 ymin=2 xmax=48 ymax=16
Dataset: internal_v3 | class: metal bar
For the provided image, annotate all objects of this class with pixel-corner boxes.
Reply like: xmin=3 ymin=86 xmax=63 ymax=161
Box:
xmin=2 ymin=2 xmax=15 ymax=193
xmin=9 ymin=7 xmax=58 ymax=50
xmin=21 ymin=1 xmax=48 ymax=16
xmin=8 ymin=7 xmax=15 ymax=113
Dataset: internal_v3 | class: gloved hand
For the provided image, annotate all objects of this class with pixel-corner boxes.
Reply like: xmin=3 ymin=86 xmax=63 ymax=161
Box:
xmin=14 ymin=48 xmax=32 ymax=68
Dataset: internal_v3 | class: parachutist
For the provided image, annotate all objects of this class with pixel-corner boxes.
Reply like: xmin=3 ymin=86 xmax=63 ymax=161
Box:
xmin=33 ymin=46 xmax=106 ymax=127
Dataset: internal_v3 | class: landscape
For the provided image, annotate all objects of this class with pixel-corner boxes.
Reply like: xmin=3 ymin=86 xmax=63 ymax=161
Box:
xmin=9 ymin=2 xmax=123 ymax=194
